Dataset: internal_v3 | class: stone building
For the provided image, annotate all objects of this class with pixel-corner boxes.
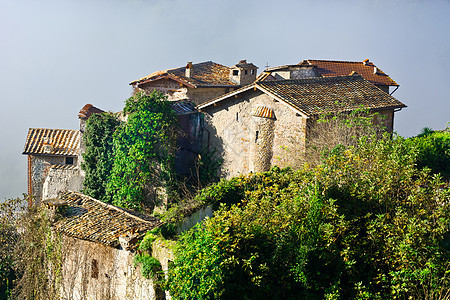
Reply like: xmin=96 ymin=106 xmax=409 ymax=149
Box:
xmin=47 ymin=190 xmax=170 ymax=300
xmin=23 ymin=128 xmax=82 ymax=204
xmin=130 ymin=60 xmax=258 ymax=175
xmin=197 ymin=75 xmax=406 ymax=178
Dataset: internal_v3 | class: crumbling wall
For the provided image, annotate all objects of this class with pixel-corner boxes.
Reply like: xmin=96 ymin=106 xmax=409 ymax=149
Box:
xmin=29 ymin=155 xmax=66 ymax=203
xmin=42 ymin=166 xmax=83 ymax=200
xmin=60 ymin=236 xmax=165 ymax=300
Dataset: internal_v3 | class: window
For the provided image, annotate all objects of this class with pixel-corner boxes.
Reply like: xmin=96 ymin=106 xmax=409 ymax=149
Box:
xmin=91 ymin=259 xmax=98 ymax=278
xmin=251 ymin=69 xmax=255 ymax=75
xmin=233 ymin=70 xmax=239 ymax=76
xmin=65 ymin=157 xmax=74 ymax=165
xmin=244 ymin=70 xmax=248 ymax=75
xmin=255 ymin=131 xmax=259 ymax=143
xmin=236 ymin=112 xmax=239 ymax=122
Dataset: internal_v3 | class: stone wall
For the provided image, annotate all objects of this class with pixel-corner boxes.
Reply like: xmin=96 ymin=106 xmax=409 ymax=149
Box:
xmin=29 ymin=155 xmax=67 ymax=203
xmin=42 ymin=166 xmax=83 ymax=200
xmin=60 ymin=236 xmax=167 ymax=300
xmin=139 ymin=79 xmax=188 ymax=102
xmin=203 ymin=90 xmax=307 ymax=178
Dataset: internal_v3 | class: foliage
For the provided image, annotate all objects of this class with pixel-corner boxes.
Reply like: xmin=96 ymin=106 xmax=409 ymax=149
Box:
xmin=405 ymin=130 xmax=450 ymax=180
xmin=167 ymin=136 xmax=450 ymax=300
xmin=13 ymin=205 xmax=63 ymax=300
xmin=107 ymin=91 xmax=178 ymax=212
xmin=138 ymin=228 xmax=159 ymax=253
xmin=133 ymin=253 xmax=162 ymax=280
xmin=0 ymin=196 xmax=26 ymax=300
xmin=81 ymin=112 xmax=121 ymax=202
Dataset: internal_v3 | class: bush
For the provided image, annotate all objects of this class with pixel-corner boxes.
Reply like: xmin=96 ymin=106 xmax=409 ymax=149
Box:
xmin=167 ymin=136 xmax=450 ymax=299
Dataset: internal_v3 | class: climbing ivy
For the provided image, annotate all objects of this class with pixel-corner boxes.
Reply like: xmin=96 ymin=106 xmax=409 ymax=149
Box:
xmin=81 ymin=112 xmax=121 ymax=202
xmin=107 ymin=91 xmax=178 ymax=212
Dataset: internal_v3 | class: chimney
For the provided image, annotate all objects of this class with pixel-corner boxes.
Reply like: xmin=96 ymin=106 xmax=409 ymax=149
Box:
xmin=185 ymin=61 xmax=193 ymax=78
xmin=43 ymin=137 xmax=53 ymax=154
xmin=373 ymin=67 xmax=380 ymax=75
xmin=363 ymin=59 xmax=370 ymax=66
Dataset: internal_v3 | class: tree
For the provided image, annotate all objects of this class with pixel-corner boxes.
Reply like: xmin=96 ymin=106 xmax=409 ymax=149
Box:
xmin=0 ymin=196 xmax=25 ymax=299
xmin=81 ymin=112 xmax=121 ymax=202
xmin=107 ymin=91 xmax=178 ymax=212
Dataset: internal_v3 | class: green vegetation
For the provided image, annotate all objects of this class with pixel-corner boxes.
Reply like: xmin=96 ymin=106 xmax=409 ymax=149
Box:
xmin=81 ymin=112 xmax=121 ymax=202
xmin=406 ymin=129 xmax=450 ymax=180
xmin=166 ymin=134 xmax=450 ymax=300
xmin=107 ymin=91 xmax=178 ymax=211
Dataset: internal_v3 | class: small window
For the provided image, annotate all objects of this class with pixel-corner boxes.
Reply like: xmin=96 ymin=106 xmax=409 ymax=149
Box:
xmin=251 ymin=69 xmax=255 ymax=75
xmin=65 ymin=157 xmax=74 ymax=165
xmin=236 ymin=112 xmax=239 ymax=122
xmin=255 ymin=131 xmax=259 ymax=143
xmin=91 ymin=259 xmax=98 ymax=279
xmin=244 ymin=70 xmax=248 ymax=75
xmin=233 ymin=70 xmax=239 ymax=76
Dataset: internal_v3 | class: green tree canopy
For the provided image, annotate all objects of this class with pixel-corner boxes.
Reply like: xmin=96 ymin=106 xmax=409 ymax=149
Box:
xmin=81 ymin=112 xmax=121 ymax=202
xmin=107 ymin=91 xmax=178 ymax=212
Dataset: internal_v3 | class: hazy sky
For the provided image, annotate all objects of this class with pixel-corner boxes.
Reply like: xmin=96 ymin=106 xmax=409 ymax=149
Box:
xmin=1 ymin=0 xmax=449 ymax=200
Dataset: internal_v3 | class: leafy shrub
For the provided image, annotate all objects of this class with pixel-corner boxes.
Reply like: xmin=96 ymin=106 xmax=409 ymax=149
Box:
xmin=167 ymin=136 xmax=450 ymax=299
xmin=133 ymin=253 xmax=162 ymax=279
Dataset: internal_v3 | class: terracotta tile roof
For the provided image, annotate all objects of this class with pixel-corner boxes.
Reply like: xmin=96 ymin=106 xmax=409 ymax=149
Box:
xmin=53 ymin=191 xmax=162 ymax=248
xmin=199 ymin=75 xmax=405 ymax=117
xmin=256 ymin=75 xmax=405 ymax=116
xmin=305 ymin=59 xmax=399 ymax=86
xmin=23 ymin=128 xmax=80 ymax=156
xmin=252 ymin=106 xmax=275 ymax=119
xmin=49 ymin=164 xmax=78 ymax=170
xmin=130 ymin=61 xmax=239 ymax=88
xmin=78 ymin=104 xmax=104 ymax=120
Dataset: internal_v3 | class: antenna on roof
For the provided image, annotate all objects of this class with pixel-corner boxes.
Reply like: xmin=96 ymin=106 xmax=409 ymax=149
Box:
xmin=265 ymin=62 xmax=270 ymax=69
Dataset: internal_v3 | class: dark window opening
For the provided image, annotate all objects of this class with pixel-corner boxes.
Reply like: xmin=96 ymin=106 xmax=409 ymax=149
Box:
xmin=65 ymin=157 xmax=74 ymax=165
xmin=255 ymin=131 xmax=259 ymax=143
xmin=236 ymin=112 xmax=239 ymax=122
xmin=91 ymin=259 xmax=98 ymax=279
xmin=251 ymin=69 xmax=255 ymax=75
xmin=244 ymin=70 xmax=248 ymax=75
xmin=233 ymin=70 xmax=239 ymax=76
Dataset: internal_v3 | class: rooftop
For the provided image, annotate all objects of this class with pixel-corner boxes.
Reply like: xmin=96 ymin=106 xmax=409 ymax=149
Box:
xmin=53 ymin=191 xmax=162 ymax=248
xmin=78 ymin=104 xmax=104 ymax=120
xmin=304 ymin=59 xmax=399 ymax=86
xmin=23 ymin=128 xmax=81 ymax=156
xmin=199 ymin=75 xmax=405 ymax=117
xmin=130 ymin=61 xmax=240 ymax=88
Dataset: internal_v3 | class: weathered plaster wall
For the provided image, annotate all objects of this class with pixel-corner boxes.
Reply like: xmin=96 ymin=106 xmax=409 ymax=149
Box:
xmin=60 ymin=236 xmax=165 ymax=300
xmin=29 ymin=155 xmax=67 ymax=203
xmin=203 ymin=91 xmax=307 ymax=178
xmin=43 ymin=166 xmax=83 ymax=200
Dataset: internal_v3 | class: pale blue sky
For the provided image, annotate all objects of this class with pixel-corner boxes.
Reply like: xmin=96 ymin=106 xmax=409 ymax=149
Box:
xmin=1 ymin=0 xmax=449 ymax=200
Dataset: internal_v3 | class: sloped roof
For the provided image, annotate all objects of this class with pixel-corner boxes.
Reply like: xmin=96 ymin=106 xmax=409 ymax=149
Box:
xmin=305 ymin=59 xmax=399 ymax=86
xmin=78 ymin=104 xmax=104 ymax=120
xmin=199 ymin=75 xmax=405 ymax=117
xmin=130 ymin=61 xmax=239 ymax=88
xmin=53 ymin=191 xmax=162 ymax=248
xmin=170 ymin=100 xmax=197 ymax=115
xmin=23 ymin=128 xmax=80 ymax=156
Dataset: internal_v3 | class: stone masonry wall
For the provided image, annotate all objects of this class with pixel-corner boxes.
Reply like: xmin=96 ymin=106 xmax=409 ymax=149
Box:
xmin=60 ymin=236 xmax=165 ymax=300
xmin=203 ymin=90 xmax=307 ymax=178
xmin=43 ymin=166 xmax=83 ymax=200
xmin=29 ymin=155 xmax=66 ymax=203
